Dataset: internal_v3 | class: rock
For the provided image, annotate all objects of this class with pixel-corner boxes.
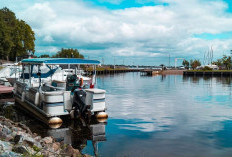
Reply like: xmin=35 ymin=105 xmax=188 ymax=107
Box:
xmin=14 ymin=134 xmax=39 ymax=148
xmin=0 ymin=116 xmax=4 ymax=121
xmin=11 ymin=131 xmax=17 ymax=138
xmin=51 ymin=142 xmax=60 ymax=152
xmin=63 ymin=145 xmax=81 ymax=157
xmin=13 ymin=145 xmax=29 ymax=155
xmin=33 ymin=141 xmax=42 ymax=150
xmin=0 ymin=151 xmax=21 ymax=157
xmin=34 ymin=136 xmax=42 ymax=141
xmin=5 ymin=135 xmax=13 ymax=142
xmin=41 ymin=137 xmax=53 ymax=144
xmin=2 ymin=126 xmax=12 ymax=135
xmin=32 ymin=133 xmax=38 ymax=137
xmin=2 ymin=121 xmax=12 ymax=128
xmin=14 ymin=135 xmax=23 ymax=144
xmin=0 ymin=140 xmax=13 ymax=153
xmin=33 ymin=152 xmax=42 ymax=157
xmin=26 ymin=146 xmax=36 ymax=155
xmin=18 ymin=123 xmax=32 ymax=134
xmin=12 ymin=127 xmax=18 ymax=132
xmin=0 ymin=131 xmax=7 ymax=140
xmin=23 ymin=136 xmax=36 ymax=147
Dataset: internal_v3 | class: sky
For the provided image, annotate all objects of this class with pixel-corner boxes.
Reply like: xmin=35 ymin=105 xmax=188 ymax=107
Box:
xmin=1 ymin=0 xmax=232 ymax=66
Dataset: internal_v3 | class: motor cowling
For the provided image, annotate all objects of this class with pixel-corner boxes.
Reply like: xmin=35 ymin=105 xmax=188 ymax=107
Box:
xmin=66 ymin=74 xmax=79 ymax=91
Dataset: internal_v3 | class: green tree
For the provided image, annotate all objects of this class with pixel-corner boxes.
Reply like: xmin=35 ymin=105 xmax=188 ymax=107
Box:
xmin=53 ymin=48 xmax=84 ymax=58
xmin=212 ymin=59 xmax=223 ymax=67
xmin=0 ymin=7 xmax=35 ymax=61
xmin=190 ymin=59 xmax=201 ymax=70
xmin=221 ymin=55 xmax=231 ymax=70
xmin=40 ymin=54 xmax=50 ymax=58
xmin=182 ymin=60 xmax=189 ymax=69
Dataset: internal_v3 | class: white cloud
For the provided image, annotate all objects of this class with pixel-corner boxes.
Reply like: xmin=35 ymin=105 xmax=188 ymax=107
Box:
xmin=2 ymin=0 xmax=232 ymax=64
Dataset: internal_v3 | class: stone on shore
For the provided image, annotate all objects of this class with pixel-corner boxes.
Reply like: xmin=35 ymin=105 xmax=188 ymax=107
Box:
xmin=0 ymin=116 xmax=89 ymax=157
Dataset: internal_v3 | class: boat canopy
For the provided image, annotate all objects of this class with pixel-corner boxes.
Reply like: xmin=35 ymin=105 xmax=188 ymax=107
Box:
xmin=21 ymin=58 xmax=100 ymax=65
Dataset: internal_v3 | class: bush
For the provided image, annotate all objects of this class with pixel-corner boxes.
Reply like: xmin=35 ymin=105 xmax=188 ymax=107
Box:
xmin=202 ymin=66 xmax=213 ymax=71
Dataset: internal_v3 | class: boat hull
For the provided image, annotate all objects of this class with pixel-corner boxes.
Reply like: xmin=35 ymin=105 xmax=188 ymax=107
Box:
xmin=15 ymin=95 xmax=69 ymax=125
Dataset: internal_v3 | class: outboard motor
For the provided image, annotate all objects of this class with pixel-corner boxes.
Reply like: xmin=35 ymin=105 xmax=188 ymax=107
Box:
xmin=66 ymin=74 xmax=79 ymax=92
xmin=72 ymin=89 xmax=90 ymax=118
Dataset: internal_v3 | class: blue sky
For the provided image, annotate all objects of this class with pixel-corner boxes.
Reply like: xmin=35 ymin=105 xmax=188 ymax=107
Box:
xmin=1 ymin=0 xmax=232 ymax=65
xmin=84 ymin=0 xmax=169 ymax=9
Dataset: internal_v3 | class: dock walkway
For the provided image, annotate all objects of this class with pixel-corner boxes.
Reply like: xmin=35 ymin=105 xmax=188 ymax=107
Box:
xmin=0 ymin=85 xmax=14 ymax=94
xmin=183 ymin=71 xmax=232 ymax=77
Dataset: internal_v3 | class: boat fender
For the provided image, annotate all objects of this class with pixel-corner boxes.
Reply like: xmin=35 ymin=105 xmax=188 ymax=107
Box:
xmin=34 ymin=92 xmax=40 ymax=106
xmin=96 ymin=112 xmax=108 ymax=119
xmin=48 ymin=117 xmax=63 ymax=124
xmin=97 ymin=117 xmax=108 ymax=123
xmin=13 ymin=83 xmax=17 ymax=94
xmin=79 ymin=78 xmax=84 ymax=87
xmin=49 ymin=123 xmax=62 ymax=129
xmin=21 ymin=92 xmax=25 ymax=102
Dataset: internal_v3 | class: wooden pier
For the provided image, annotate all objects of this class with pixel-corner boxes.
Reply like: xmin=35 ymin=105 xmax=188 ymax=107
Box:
xmin=183 ymin=71 xmax=232 ymax=77
xmin=140 ymin=70 xmax=160 ymax=76
xmin=140 ymin=70 xmax=185 ymax=76
xmin=0 ymin=85 xmax=14 ymax=94
xmin=0 ymin=85 xmax=14 ymax=102
xmin=86 ymin=69 xmax=140 ymax=75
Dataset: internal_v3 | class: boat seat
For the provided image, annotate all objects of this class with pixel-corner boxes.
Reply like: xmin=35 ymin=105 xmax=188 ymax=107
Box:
xmin=16 ymin=81 xmax=27 ymax=94
xmin=41 ymin=83 xmax=65 ymax=91
xmin=42 ymin=91 xmax=64 ymax=96
xmin=41 ymin=90 xmax=64 ymax=103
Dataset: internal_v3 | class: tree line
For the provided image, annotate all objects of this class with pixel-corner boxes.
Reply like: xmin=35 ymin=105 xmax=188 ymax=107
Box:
xmin=182 ymin=55 xmax=232 ymax=70
xmin=39 ymin=48 xmax=84 ymax=59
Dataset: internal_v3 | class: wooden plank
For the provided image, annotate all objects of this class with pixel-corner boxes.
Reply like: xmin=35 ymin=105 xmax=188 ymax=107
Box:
xmin=0 ymin=85 xmax=14 ymax=94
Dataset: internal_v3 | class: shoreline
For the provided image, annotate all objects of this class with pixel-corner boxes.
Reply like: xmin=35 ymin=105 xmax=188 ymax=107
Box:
xmin=0 ymin=116 xmax=89 ymax=157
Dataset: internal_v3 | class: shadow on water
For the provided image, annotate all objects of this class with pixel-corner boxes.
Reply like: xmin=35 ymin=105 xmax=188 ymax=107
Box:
xmin=0 ymin=94 xmax=107 ymax=156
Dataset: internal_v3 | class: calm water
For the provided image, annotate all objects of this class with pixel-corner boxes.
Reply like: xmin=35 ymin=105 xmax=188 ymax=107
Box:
xmin=1 ymin=73 xmax=232 ymax=157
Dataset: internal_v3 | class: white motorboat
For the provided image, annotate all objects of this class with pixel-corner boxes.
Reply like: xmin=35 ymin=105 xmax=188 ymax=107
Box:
xmin=0 ymin=62 xmax=90 ymax=87
xmin=14 ymin=58 xmax=107 ymax=125
xmin=0 ymin=63 xmax=21 ymax=86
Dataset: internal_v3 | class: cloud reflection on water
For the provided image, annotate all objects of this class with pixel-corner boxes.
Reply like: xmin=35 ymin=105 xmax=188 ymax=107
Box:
xmin=98 ymin=74 xmax=232 ymax=134
xmin=82 ymin=73 xmax=232 ymax=156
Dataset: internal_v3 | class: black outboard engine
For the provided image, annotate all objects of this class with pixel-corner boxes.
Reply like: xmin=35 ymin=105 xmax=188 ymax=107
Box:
xmin=72 ymin=89 xmax=90 ymax=118
xmin=66 ymin=74 xmax=79 ymax=92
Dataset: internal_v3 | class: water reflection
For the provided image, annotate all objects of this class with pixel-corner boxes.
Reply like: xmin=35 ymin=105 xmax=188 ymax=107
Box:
xmin=0 ymin=97 xmax=107 ymax=156
xmin=1 ymin=74 xmax=232 ymax=156
xmin=183 ymin=76 xmax=232 ymax=86
xmin=95 ymin=74 xmax=232 ymax=156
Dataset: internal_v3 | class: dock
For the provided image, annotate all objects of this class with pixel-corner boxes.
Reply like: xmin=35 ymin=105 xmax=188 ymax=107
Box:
xmin=0 ymin=85 xmax=14 ymax=102
xmin=140 ymin=70 xmax=160 ymax=76
xmin=183 ymin=71 xmax=232 ymax=77
xmin=0 ymin=85 xmax=14 ymax=94
xmin=86 ymin=69 xmax=140 ymax=75
xmin=140 ymin=70 xmax=185 ymax=76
